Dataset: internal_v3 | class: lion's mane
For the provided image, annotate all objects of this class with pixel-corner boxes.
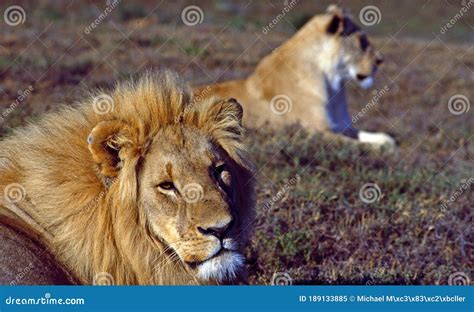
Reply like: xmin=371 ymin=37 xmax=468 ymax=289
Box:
xmin=0 ymin=71 xmax=255 ymax=285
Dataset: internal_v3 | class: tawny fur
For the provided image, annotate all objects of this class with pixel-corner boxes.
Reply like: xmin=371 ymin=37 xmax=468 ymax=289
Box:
xmin=195 ymin=5 xmax=395 ymax=147
xmin=0 ymin=71 xmax=255 ymax=285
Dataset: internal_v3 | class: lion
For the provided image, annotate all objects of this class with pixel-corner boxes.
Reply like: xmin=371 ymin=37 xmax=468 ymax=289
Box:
xmin=0 ymin=70 xmax=255 ymax=285
xmin=196 ymin=5 xmax=395 ymax=147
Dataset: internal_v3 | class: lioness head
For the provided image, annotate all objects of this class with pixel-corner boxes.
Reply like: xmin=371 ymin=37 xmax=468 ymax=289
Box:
xmin=87 ymin=72 xmax=255 ymax=284
xmin=302 ymin=5 xmax=383 ymax=90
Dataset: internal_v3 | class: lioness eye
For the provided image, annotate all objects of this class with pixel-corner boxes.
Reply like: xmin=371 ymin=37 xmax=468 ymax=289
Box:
xmin=158 ymin=181 xmax=175 ymax=190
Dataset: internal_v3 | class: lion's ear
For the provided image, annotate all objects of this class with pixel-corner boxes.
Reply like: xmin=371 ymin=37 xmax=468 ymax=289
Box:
xmin=87 ymin=120 xmax=138 ymax=178
xmin=206 ymin=97 xmax=243 ymax=138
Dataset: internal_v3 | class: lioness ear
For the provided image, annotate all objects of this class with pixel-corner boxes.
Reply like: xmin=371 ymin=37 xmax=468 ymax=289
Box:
xmin=326 ymin=5 xmax=356 ymax=36
xmin=87 ymin=120 xmax=138 ymax=178
xmin=206 ymin=97 xmax=243 ymax=137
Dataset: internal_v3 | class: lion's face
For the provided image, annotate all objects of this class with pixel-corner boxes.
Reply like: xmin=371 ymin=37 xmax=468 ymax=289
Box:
xmin=310 ymin=5 xmax=383 ymax=90
xmin=138 ymin=126 xmax=245 ymax=283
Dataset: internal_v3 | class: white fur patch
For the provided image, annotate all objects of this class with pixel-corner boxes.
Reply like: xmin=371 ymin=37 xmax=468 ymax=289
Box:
xmin=197 ymin=251 xmax=245 ymax=283
xmin=358 ymin=131 xmax=395 ymax=147
xmin=359 ymin=77 xmax=374 ymax=89
xmin=329 ymin=74 xmax=343 ymax=90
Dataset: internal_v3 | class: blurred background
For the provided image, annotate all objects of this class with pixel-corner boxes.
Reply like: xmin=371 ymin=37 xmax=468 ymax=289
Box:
xmin=0 ymin=0 xmax=472 ymax=285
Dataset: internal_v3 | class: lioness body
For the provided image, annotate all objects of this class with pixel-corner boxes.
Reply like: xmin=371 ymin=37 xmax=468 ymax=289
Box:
xmin=197 ymin=5 xmax=395 ymax=147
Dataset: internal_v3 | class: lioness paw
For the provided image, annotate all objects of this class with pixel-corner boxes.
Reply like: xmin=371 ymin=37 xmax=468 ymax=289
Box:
xmin=358 ymin=131 xmax=396 ymax=148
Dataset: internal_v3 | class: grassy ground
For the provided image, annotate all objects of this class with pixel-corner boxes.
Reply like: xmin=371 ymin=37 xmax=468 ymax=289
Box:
xmin=0 ymin=1 xmax=472 ymax=285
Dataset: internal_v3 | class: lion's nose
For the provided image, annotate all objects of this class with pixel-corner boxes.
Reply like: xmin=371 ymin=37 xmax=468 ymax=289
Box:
xmin=197 ymin=219 xmax=233 ymax=240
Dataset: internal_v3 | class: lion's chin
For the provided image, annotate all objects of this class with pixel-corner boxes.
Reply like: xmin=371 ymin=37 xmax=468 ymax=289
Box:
xmin=196 ymin=250 xmax=245 ymax=283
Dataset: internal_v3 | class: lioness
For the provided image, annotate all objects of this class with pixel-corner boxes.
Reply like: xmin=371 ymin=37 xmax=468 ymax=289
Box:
xmin=196 ymin=5 xmax=395 ymax=147
xmin=0 ymin=71 xmax=255 ymax=285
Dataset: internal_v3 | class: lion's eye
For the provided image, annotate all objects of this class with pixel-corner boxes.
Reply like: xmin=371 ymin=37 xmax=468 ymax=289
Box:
xmin=158 ymin=181 xmax=175 ymax=191
xmin=214 ymin=162 xmax=231 ymax=186
xmin=214 ymin=162 xmax=226 ymax=174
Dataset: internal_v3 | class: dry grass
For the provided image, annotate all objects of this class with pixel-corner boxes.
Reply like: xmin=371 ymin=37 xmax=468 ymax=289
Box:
xmin=0 ymin=0 xmax=472 ymax=285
